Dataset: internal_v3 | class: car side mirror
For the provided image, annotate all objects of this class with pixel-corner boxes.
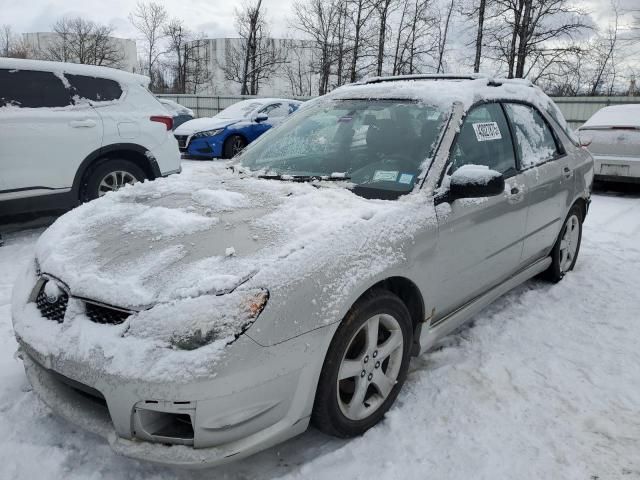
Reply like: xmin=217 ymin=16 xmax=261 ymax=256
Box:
xmin=254 ymin=113 xmax=269 ymax=123
xmin=449 ymin=165 xmax=505 ymax=199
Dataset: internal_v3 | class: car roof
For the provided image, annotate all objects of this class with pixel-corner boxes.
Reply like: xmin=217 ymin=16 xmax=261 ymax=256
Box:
xmin=0 ymin=58 xmax=150 ymax=87
xmin=326 ymin=74 xmax=547 ymax=111
xmin=580 ymin=104 xmax=640 ymax=129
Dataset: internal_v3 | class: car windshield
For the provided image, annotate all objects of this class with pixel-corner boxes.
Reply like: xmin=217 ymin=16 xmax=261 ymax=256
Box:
xmin=217 ymin=100 xmax=263 ymax=119
xmin=237 ymin=99 xmax=448 ymax=198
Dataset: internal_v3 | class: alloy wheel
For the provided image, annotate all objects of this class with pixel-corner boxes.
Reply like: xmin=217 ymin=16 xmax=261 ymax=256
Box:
xmin=559 ymin=214 xmax=580 ymax=273
xmin=337 ymin=313 xmax=404 ymax=421
xmin=98 ymin=171 xmax=137 ymax=197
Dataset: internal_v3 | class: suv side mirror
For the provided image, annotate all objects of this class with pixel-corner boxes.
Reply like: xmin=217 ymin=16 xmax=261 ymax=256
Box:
xmin=449 ymin=165 xmax=505 ymax=199
xmin=254 ymin=113 xmax=269 ymax=123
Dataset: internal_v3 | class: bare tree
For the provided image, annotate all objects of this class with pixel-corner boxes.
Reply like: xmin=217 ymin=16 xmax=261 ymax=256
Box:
xmin=373 ymin=0 xmax=396 ymax=76
xmin=38 ymin=17 xmax=125 ymax=68
xmin=588 ymin=2 xmax=619 ymax=95
xmin=391 ymin=0 xmax=438 ymax=75
xmin=293 ymin=0 xmax=341 ymax=94
xmin=347 ymin=0 xmax=374 ymax=82
xmin=436 ymin=0 xmax=455 ymax=73
xmin=283 ymin=39 xmax=316 ymax=96
xmin=224 ymin=0 xmax=287 ymax=95
xmin=129 ymin=1 xmax=167 ymax=84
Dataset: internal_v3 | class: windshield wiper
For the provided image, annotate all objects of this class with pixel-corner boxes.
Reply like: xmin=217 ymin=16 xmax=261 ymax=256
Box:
xmin=258 ymin=173 xmax=351 ymax=182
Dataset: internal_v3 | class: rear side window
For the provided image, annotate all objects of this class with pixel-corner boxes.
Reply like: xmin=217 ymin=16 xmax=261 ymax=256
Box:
xmin=504 ymin=103 xmax=559 ymax=168
xmin=0 ymin=69 xmax=71 ymax=108
xmin=65 ymin=74 xmax=123 ymax=102
xmin=451 ymin=103 xmax=517 ymax=176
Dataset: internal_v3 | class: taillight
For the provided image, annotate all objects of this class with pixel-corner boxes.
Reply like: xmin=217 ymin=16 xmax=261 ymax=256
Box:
xmin=150 ymin=115 xmax=173 ymax=131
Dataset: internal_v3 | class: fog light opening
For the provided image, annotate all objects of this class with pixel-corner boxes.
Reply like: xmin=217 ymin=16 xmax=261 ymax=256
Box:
xmin=136 ymin=409 xmax=194 ymax=442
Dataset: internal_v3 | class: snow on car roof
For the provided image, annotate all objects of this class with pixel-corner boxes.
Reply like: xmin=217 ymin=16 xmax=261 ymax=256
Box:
xmin=580 ymin=104 xmax=640 ymax=129
xmin=324 ymin=75 xmax=549 ymax=112
xmin=0 ymin=57 xmax=149 ymax=87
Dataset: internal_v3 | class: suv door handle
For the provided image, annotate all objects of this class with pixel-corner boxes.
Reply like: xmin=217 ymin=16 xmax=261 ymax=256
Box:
xmin=69 ymin=119 xmax=97 ymax=128
xmin=563 ymin=167 xmax=573 ymax=179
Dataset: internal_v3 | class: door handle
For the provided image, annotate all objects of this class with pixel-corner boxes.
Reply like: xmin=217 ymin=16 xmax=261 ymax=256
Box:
xmin=563 ymin=167 xmax=573 ymax=179
xmin=69 ymin=119 xmax=97 ymax=128
xmin=510 ymin=187 xmax=519 ymax=195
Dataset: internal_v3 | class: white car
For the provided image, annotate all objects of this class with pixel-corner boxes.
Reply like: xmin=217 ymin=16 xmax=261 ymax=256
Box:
xmin=578 ymin=104 xmax=640 ymax=184
xmin=0 ymin=58 xmax=181 ymax=216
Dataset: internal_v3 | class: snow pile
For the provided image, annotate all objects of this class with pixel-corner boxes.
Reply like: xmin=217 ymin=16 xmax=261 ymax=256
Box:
xmin=192 ymin=188 xmax=250 ymax=210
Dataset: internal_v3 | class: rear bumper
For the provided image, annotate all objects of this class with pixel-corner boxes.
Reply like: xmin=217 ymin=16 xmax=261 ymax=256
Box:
xmin=593 ymin=155 xmax=640 ymax=183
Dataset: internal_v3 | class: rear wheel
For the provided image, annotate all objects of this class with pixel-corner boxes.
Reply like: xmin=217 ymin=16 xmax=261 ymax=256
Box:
xmin=312 ymin=290 xmax=413 ymax=437
xmin=223 ymin=135 xmax=247 ymax=159
xmin=544 ymin=204 xmax=583 ymax=282
xmin=82 ymin=159 xmax=146 ymax=201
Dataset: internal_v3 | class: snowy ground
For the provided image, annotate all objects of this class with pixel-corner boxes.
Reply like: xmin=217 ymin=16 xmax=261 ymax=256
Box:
xmin=1 ymin=163 xmax=639 ymax=479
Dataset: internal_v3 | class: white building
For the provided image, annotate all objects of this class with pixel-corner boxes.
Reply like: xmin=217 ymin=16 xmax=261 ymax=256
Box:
xmin=23 ymin=32 xmax=138 ymax=73
xmin=195 ymin=37 xmax=318 ymax=97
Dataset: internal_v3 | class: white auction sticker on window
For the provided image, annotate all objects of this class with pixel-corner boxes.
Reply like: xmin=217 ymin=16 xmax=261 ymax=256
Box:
xmin=472 ymin=122 xmax=502 ymax=141
xmin=372 ymin=170 xmax=399 ymax=182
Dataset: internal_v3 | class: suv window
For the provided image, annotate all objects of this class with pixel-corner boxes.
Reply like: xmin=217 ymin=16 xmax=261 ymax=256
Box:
xmin=66 ymin=74 xmax=123 ymax=102
xmin=450 ymin=103 xmax=517 ymax=176
xmin=0 ymin=69 xmax=71 ymax=108
xmin=504 ymin=103 xmax=558 ymax=168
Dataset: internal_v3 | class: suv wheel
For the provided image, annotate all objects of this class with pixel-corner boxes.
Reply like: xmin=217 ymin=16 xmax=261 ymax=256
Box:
xmin=312 ymin=290 xmax=413 ymax=437
xmin=82 ymin=159 xmax=146 ymax=201
xmin=223 ymin=135 xmax=247 ymax=159
xmin=544 ymin=204 xmax=583 ymax=282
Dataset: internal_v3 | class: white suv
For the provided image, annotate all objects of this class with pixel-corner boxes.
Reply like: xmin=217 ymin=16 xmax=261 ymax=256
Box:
xmin=0 ymin=58 xmax=181 ymax=216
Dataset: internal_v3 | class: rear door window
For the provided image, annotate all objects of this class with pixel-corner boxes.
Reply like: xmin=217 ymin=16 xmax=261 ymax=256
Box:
xmin=65 ymin=74 xmax=123 ymax=102
xmin=450 ymin=103 xmax=517 ymax=176
xmin=0 ymin=69 xmax=72 ymax=108
xmin=504 ymin=103 xmax=559 ymax=168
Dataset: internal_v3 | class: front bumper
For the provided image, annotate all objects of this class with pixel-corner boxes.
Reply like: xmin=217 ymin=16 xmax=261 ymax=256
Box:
xmin=12 ymin=265 xmax=331 ymax=467
xmin=19 ymin=341 xmax=316 ymax=467
xmin=593 ymin=154 xmax=640 ymax=183
xmin=178 ymin=135 xmax=224 ymax=159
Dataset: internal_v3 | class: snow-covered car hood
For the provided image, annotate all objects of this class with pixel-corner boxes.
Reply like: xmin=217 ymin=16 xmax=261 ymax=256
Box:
xmin=34 ymin=164 xmax=425 ymax=311
xmin=174 ymin=117 xmax=240 ymax=135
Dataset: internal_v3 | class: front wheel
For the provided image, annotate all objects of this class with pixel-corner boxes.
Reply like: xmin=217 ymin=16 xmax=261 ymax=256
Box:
xmin=312 ymin=290 xmax=413 ymax=437
xmin=544 ymin=205 xmax=583 ymax=282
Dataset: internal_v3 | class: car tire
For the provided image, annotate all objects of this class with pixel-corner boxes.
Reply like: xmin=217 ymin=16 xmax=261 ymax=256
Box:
xmin=544 ymin=204 xmax=583 ymax=283
xmin=223 ymin=135 xmax=247 ymax=159
xmin=82 ymin=159 xmax=146 ymax=201
xmin=312 ymin=289 xmax=413 ymax=438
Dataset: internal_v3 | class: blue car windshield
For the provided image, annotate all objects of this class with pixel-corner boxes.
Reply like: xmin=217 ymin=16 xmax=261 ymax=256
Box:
xmin=237 ymin=99 xmax=448 ymax=196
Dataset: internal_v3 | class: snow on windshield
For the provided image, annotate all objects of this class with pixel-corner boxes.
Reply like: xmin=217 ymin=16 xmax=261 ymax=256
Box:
xmin=238 ymin=99 xmax=447 ymax=194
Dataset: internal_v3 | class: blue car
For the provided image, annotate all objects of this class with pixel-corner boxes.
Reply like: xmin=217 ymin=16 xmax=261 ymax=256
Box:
xmin=174 ymin=98 xmax=302 ymax=159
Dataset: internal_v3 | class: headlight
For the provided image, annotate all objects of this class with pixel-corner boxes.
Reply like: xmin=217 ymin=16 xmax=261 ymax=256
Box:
xmin=124 ymin=289 xmax=269 ymax=350
xmin=193 ymin=128 xmax=224 ymax=138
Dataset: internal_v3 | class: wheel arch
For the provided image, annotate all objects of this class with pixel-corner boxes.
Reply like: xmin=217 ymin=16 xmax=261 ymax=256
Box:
xmin=571 ymin=196 xmax=588 ymax=221
xmin=352 ymin=276 xmax=426 ymax=356
xmin=72 ymin=143 xmax=161 ymax=200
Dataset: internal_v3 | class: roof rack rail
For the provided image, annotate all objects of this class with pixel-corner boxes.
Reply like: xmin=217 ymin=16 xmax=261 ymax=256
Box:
xmin=358 ymin=73 xmax=489 ymax=85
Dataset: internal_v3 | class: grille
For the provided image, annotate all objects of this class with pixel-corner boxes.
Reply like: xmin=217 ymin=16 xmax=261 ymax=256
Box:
xmin=174 ymin=134 xmax=189 ymax=151
xmin=36 ymin=282 xmax=69 ymax=322
xmin=85 ymin=302 xmax=131 ymax=325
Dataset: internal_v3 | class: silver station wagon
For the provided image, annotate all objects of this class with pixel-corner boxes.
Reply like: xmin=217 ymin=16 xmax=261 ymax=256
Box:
xmin=13 ymin=74 xmax=593 ymax=468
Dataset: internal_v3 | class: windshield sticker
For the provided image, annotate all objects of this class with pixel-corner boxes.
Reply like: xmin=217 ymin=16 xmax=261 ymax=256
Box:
xmin=372 ymin=170 xmax=399 ymax=182
xmin=398 ymin=173 xmax=414 ymax=184
xmin=472 ymin=122 xmax=502 ymax=142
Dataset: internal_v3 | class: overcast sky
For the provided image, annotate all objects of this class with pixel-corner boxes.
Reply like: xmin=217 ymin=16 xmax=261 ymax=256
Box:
xmin=3 ymin=0 xmax=638 ymax=40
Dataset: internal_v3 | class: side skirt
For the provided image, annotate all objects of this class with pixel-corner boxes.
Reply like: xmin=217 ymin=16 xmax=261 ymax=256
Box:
xmin=418 ymin=256 xmax=552 ymax=354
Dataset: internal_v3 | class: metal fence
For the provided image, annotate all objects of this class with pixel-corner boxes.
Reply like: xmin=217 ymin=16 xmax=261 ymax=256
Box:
xmin=158 ymin=93 xmax=640 ymax=129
